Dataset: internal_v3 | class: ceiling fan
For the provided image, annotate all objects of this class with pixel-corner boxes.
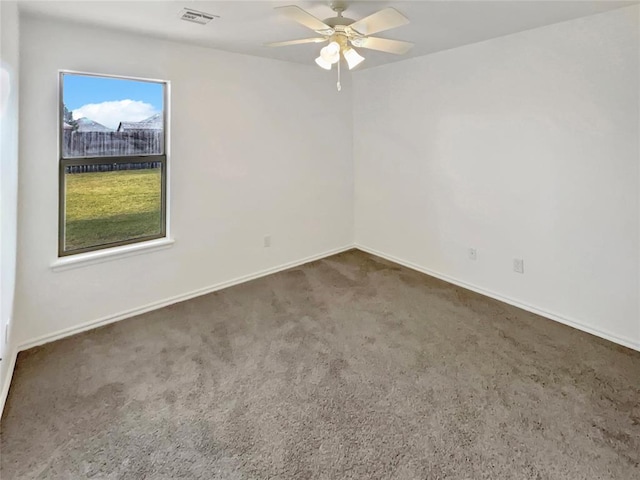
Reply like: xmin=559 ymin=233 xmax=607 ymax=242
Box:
xmin=266 ymin=2 xmax=413 ymax=90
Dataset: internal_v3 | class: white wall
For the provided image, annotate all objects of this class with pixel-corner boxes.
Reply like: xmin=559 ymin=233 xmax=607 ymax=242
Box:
xmin=0 ymin=1 xmax=19 ymax=398
xmin=12 ymin=6 xmax=640 ymax=352
xmin=353 ymin=6 xmax=640 ymax=348
xmin=14 ymin=16 xmax=353 ymax=346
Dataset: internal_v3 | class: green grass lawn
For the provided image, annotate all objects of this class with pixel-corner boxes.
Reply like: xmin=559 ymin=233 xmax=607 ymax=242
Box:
xmin=64 ymin=169 xmax=162 ymax=251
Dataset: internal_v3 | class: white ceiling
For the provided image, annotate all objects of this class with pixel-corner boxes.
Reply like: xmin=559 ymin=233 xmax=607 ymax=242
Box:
xmin=18 ymin=0 xmax=639 ymax=70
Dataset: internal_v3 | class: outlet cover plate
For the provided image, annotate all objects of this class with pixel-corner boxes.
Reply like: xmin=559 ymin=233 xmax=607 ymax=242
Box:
xmin=513 ymin=258 xmax=524 ymax=274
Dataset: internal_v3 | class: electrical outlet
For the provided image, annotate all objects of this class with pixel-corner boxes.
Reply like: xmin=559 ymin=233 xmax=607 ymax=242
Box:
xmin=468 ymin=248 xmax=477 ymax=261
xmin=264 ymin=235 xmax=271 ymax=248
xmin=513 ymin=258 xmax=524 ymax=274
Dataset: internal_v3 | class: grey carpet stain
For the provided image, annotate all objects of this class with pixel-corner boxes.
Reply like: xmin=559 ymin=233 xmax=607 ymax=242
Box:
xmin=1 ymin=250 xmax=639 ymax=479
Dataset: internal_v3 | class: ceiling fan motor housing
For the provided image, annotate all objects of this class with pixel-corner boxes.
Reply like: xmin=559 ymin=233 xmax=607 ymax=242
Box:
xmin=323 ymin=16 xmax=356 ymax=28
xmin=329 ymin=31 xmax=350 ymax=50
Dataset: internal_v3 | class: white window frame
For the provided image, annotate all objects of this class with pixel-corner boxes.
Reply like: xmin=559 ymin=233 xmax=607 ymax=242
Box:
xmin=58 ymin=70 xmax=170 ymax=259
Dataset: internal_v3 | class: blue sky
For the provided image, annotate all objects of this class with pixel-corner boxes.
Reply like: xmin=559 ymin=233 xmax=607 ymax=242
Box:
xmin=63 ymin=74 xmax=163 ymax=111
xmin=63 ymin=74 xmax=164 ymax=129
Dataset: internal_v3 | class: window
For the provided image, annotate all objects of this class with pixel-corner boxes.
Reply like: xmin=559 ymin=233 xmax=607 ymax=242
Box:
xmin=59 ymin=72 xmax=168 ymax=256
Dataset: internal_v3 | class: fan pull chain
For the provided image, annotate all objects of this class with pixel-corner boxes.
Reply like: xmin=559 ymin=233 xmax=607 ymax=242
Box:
xmin=337 ymin=58 xmax=342 ymax=92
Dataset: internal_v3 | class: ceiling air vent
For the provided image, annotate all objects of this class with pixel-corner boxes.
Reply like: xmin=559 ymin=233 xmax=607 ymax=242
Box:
xmin=178 ymin=8 xmax=218 ymax=25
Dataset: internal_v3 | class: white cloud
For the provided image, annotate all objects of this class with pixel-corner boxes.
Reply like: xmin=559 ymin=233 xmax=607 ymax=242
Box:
xmin=72 ymin=100 xmax=158 ymax=129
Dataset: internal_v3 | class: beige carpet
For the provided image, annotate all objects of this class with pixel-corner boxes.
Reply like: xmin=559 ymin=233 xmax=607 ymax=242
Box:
xmin=1 ymin=250 xmax=639 ymax=479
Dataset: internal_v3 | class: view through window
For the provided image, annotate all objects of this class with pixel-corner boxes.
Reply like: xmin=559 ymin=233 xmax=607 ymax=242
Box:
xmin=59 ymin=72 xmax=167 ymax=256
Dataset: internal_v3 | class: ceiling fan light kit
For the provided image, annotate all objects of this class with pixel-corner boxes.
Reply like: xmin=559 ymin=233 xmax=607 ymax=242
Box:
xmin=343 ymin=47 xmax=365 ymax=70
xmin=320 ymin=41 xmax=341 ymax=64
xmin=315 ymin=56 xmax=332 ymax=70
xmin=266 ymin=3 xmax=413 ymax=91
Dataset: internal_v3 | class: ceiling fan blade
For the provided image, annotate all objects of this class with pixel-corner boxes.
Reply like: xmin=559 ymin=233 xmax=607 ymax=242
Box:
xmin=275 ymin=5 xmax=334 ymax=35
xmin=347 ymin=7 xmax=409 ymax=36
xmin=265 ymin=38 xmax=327 ymax=47
xmin=354 ymin=37 xmax=414 ymax=55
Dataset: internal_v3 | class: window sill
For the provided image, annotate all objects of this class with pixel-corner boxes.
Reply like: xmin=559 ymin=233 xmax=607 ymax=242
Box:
xmin=51 ymin=237 xmax=175 ymax=272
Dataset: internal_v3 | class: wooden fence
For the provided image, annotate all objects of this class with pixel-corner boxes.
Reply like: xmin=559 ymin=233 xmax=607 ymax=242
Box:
xmin=65 ymin=162 xmax=162 ymax=174
xmin=63 ymin=130 xmax=163 ymax=157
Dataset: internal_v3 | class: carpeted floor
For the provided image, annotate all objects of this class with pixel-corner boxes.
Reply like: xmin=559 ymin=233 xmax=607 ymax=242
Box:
xmin=1 ymin=250 xmax=639 ymax=479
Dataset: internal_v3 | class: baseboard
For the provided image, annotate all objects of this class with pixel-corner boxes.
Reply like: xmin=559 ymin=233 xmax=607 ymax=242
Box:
xmin=0 ymin=347 xmax=18 ymax=418
xmin=354 ymin=244 xmax=640 ymax=352
xmin=18 ymin=244 xmax=356 ymax=353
